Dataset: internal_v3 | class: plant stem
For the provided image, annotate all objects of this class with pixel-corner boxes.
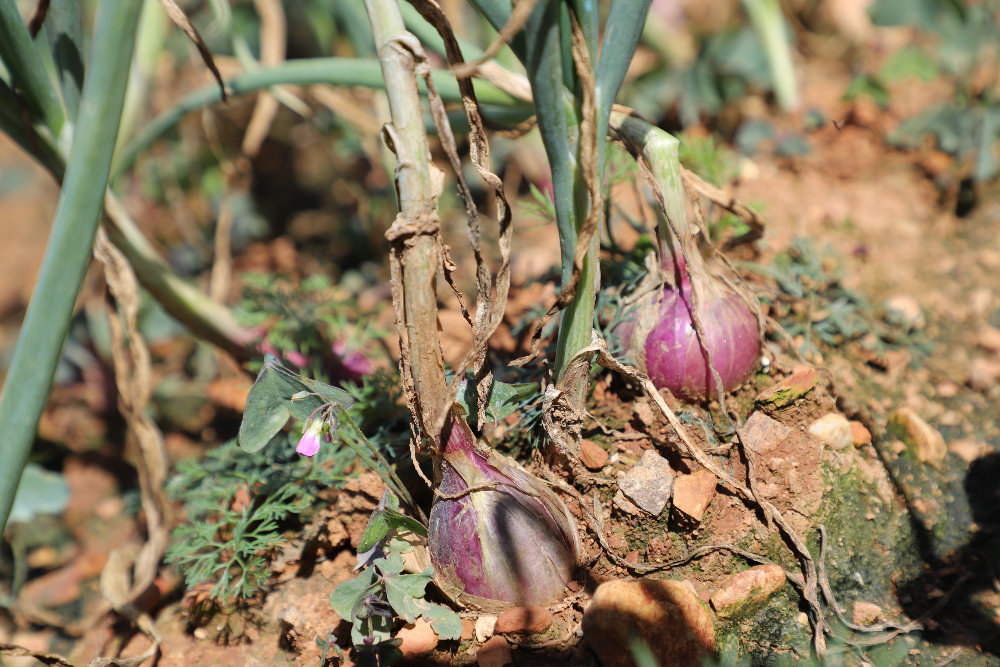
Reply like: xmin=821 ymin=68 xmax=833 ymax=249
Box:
xmin=363 ymin=0 xmax=448 ymax=439
xmin=742 ymin=0 xmax=798 ymax=112
xmin=110 ymin=57 xmax=521 ymax=182
xmin=0 ymin=0 xmax=144 ymax=534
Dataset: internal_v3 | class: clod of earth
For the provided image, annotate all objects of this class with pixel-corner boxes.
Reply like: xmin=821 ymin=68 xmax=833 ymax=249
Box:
xmin=476 ymin=635 xmax=512 ymax=667
xmin=888 ymin=407 xmax=947 ymax=467
xmin=582 ymin=578 xmax=716 ymax=667
xmin=672 ymin=470 xmax=718 ymax=524
xmin=396 ymin=618 xmax=438 ymax=662
xmin=617 ymin=450 xmax=675 ymax=515
xmin=754 ymin=368 xmax=818 ymax=407
xmin=852 ymin=600 xmax=883 ymax=626
xmin=849 ymin=420 xmax=872 ymax=447
xmin=495 ymin=605 xmax=553 ymax=635
xmin=709 ymin=563 xmax=786 ymax=619
xmin=580 ymin=438 xmax=609 ymax=470
xmin=807 ymin=413 xmax=853 ymax=451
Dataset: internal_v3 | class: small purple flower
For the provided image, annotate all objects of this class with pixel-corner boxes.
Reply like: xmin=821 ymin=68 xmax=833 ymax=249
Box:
xmin=296 ymin=420 xmax=324 ymax=458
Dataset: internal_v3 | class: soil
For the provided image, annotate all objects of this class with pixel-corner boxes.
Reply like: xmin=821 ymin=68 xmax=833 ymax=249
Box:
xmin=2 ymin=11 xmax=1000 ymax=667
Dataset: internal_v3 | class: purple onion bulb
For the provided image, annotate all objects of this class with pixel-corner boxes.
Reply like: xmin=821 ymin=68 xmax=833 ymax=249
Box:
xmin=617 ymin=255 xmax=761 ymax=402
xmin=428 ymin=417 xmax=579 ymax=607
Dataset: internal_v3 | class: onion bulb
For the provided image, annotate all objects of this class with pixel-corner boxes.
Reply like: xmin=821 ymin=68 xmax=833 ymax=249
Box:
xmin=616 ymin=249 xmax=762 ymax=402
xmin=428 ymin=417 xmax=579 ymax=608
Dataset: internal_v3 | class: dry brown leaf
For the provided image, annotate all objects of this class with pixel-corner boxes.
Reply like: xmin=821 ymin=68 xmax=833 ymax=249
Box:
xmin=158 ymin=0 xmax=227 ymax=101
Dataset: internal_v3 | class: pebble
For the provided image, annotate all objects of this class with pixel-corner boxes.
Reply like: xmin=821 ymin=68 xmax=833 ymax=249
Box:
xmin=672 ymin=470 xmax=717 ymax=523
xmin=634 ymin=401 xmax=655 ymax=426
xmin=852 ymin=601 xmax=883 ymax=626
xmin=888 ymin=408 xmax=946 ymax=466
xmin=475 ymin=615 xmax=497 ymax=643
xmin=617 ymin=450 xmax=674 ymax=516
xmin=582 ymin=578 xmax=715 ymax=667
xmin=737 ymin=412 xmax=793 ymax=454
xmin=581 ymin=439 xmax=609 ymax=470
xmin=808 ymin=413 xmax=853 ymax=451
xmin=461 ymin=618 xmax=476 ymax=642
xmin=710 ymin=564 xmax=786 ymax=619
xmin=397 ymin=618 xmax=438 ymax=662
xmin=977 ymin=325 xmax=1000 ymax=353
xmin=884 ymin=295 xmax=925 ymax=330
xmin=755 ymin=369 xmax=818 ymax=407
xmin=969 ymin=358 xmax=1000 ymax=391
xmin=477 ymin=635 xmax=512 ymax=667
xmin=949 ymin=438 xmax=988 ymax=463
xmin=496 ymin=606 xmax=552 ymax=635
xmin=849 ymin=421 xmax=872 ymax=447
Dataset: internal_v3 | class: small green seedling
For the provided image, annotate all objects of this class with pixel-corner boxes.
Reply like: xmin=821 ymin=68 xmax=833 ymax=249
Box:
xmin=330 ymin=490 xmax=462 ymax=666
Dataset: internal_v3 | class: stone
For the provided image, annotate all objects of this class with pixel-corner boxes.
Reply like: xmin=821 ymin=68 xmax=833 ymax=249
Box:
xmin=949 ymin=438 xmax=988 ymax=463
xmin=461 ymin=618 xmax=476 ymax=641
xmin=477 ymin=635 xmax=512 ymax=667
xmin=977 ymin=325 xmax=1000 ymax=353
xmin=582 ymin=578 xmax=715 ymax=667
xmin=849 ymin=421 xmax=872 ymax=447
xmin=710 ymin=564 xmax=786 ymax=619
xmin=888 ymin=408 xmax=947 ymax=466
xmin=755 ymin=369 xmax=818 ymax=407
xmin=808 ymin=413 xmax=853 ymax=451
xmin=672 ymin=470 xmax=717 ymax=523
xmin=969 ymin=358 xmax=1000 ymax=391
xmin=852 ymin=601 xmax=882 ymax=626
xmin=496 ymin=606 xmax=553 ymax=635
xmin=617 ymin=450 xmax=675 ymax=516
xmin=634 ymin=401 xmax=655 ymax=426
xmin=613 ymin=489 xmax=643 ymax=515
xmin=884 ymin=295 xmax=925 ymax=330
xmin=737 ymin=411 xmax=793 ymax=454
xmin=475 ymin=615 xmax=497 ymax=643
xmin=397 ymin=618 xmax=438 ymax=662
xmin=581 ymin=439 xmax=609 ymax=470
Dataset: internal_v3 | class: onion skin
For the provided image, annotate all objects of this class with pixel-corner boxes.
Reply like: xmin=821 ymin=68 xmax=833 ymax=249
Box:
xmin=428 ymin=417 xmax=579 ymax=607
xmin=617 ymin=258 xmax=761 ymax=402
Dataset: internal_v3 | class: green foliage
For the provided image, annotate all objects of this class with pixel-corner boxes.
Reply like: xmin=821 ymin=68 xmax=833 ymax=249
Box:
xmin=865 ymin=0 xmax=1000 ymax=182
xmin=454 ymin=378 xmax=540 ymax=426
xmin=239 ymin=353 xmax=355 ymax=453
xmin=678 ymin=132 xmax=736 ymax=187
xmin=236 ymin=273 xmax=386 ymax=380
xmin=330 ymin=490 xmax=461 ymax=666
xmin=519 ymin=183 xmax=557 ymax=226
xmin=165 ymin=435 xmax=353 ymax=601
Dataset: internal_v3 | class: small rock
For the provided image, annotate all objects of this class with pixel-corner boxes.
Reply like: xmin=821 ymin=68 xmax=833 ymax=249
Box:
xmin=969 ymin=358 xmax=1000 ymax=391
xmin=477 ymin=635 xmax=512 ymax=667
xmin=613 ymin=489 xmax=642 ymax=515
xmin=710 ymin=564 xmax=786 ymax=619
xmin=884 ymin=295 xmax=925 ymax=331
xmin=888 ymin=408 xmax=947 ymax=466
xmin=949 ymin=438 xmax=988 ymax=463
xmin=976 ymin=249 xmax=1000 ymax=270
xmin=849 ymin=421 xmax=872 ymax=447
xmin=397 ymin=618 xmax=438 ymax=662
xmin=496 ymin=606 xmax=552 ymax=635
xmin=977 ymin=325 xmax=1000 ymax=353
xmin=755 ymin=369 xmax=818 ymax=407
xmin=808 ymin=413 xmax=853 ymax=451
xmin=672 ymin=470 xmax=717 ymax=523
xmin=936 ymin=381 xmax=959 ymax=398
xmin=737 ymin=411 xmax=793 ymax=454
xmin=581 ymin=439 xmax=609 ymax=470
xmin=582 ymin=578 xmax=715 ymax=667
xmin=634 ymin=401 xmax=655 ymax=426
xmin=461 ymin=618 xmax=476 ymax=641
xmin=626 ymin=550 xmax=641 ymax=564
xmin=852 ymin=601 xmax=883 ymax=626
xmin=890 ymin=440 xmax=907 ymax=455
xmin=475 ymin=615 xmax=497 ymax=643
xmin=617 ymin=450 xmax=675 ymax=516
